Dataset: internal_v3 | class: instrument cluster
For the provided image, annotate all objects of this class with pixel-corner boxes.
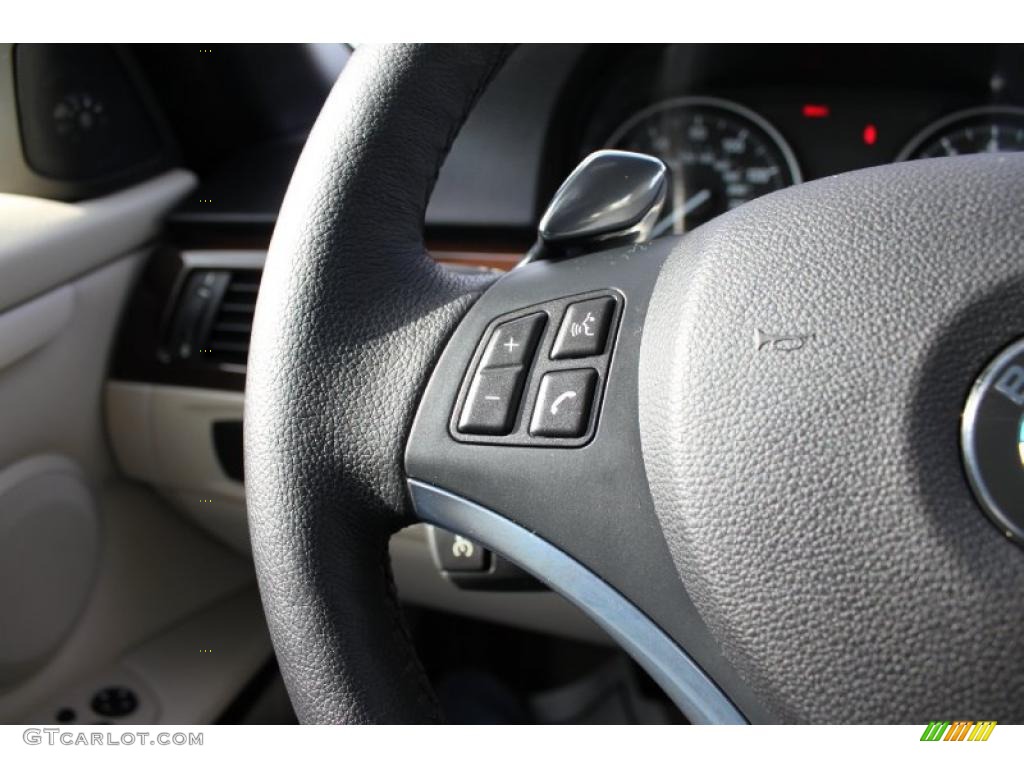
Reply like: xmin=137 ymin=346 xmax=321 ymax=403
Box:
xmin=576 ymin=45 xmax=1024 ymax=235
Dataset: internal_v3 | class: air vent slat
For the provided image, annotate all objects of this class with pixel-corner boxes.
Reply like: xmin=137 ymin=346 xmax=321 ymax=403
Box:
xmin=201 ymin=269 xmax=261 ymax=367
xmin=212 ymin=322 xmax=253 ymax=334
xmin=220 ymin=302 xmax=256 ymax=313
xmin=207 ymin=341 xmax=250 ymax=353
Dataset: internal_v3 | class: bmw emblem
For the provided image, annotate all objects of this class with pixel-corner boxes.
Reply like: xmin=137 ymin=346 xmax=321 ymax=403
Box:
xmin=962 ymin=338 xmax=1024 ymax=542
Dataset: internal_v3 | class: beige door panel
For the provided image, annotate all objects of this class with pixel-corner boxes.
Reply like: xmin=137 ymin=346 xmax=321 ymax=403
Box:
xmin=0 ymin=170 xmax=271 ymax=724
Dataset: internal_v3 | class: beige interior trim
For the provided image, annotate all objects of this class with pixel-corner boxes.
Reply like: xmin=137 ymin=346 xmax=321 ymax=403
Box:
xmin=0 ymin=169 xmax=195 ymax=313
xmin=0 ymin=482 xmax=257 ymax=723
xmin=106 ymin=382 xmax=245 ymax=502
xmin=120 ymin=588 xmax=270 ymax=724
xmin=0 ymin=164 xmax=262 ymax=723
xmin=106 ymin=381 xmax=249 ymax=553
xmin=24 ymin=588 xmax=270 ymax=725
xmin=0 ymin=454 xmax=99 ymax=685
xmin=0 ymin=284 xmax=73 ymax=372
xmin=0 ymin=256 xmax=141 ymax=483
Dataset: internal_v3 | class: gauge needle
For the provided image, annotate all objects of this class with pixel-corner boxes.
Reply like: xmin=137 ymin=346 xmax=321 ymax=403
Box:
xmin=651 ymin=188 xmax=712 ymax=238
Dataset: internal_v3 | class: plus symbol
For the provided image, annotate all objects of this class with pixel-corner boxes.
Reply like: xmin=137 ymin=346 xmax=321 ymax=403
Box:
xmin=503 ymin=337 xmax=520 ymax=354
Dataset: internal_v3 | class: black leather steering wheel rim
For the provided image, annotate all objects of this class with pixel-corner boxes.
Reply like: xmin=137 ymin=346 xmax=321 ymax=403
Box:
xmin=245 ymin=44 xmax=511 ymax=723
xmin=247 ymin=44 xmax=1024 ymax=724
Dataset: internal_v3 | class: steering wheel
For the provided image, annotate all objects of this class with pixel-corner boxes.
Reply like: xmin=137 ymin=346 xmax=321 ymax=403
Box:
xmin=245 ymin=44 xmax=1024 ymax=723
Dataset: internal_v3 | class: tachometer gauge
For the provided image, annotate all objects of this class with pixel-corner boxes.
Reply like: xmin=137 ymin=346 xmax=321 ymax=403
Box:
xmin=606 ymin=97 xmax=801 ymax=235
xmin=897 ymin=106 xmax=1024 ymax=161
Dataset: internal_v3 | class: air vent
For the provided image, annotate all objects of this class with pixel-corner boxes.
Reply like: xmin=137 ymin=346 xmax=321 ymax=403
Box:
xmin=204 ymin=270 xmax=261 ymax=366
xmin=165 ymin=268 xmax=261 ymax=369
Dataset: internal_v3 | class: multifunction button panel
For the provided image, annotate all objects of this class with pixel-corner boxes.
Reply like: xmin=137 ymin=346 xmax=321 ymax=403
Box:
xmin=451 ymin=291 xmax=622 ymax=447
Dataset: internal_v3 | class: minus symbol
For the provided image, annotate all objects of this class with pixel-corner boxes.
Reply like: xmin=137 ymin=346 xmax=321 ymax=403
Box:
xmin=484 ymin=395 xmax=500 ymax=401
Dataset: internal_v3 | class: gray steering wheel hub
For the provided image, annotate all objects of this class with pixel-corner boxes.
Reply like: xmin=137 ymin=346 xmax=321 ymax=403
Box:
xmin=641 ymin=154 xmax=1024 ymax=722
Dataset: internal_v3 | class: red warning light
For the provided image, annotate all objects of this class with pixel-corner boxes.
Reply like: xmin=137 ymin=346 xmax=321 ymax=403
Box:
xmin=863 ymin=124 xmax=878 ymax=146
xmin=802 ymin=104 xmax=830 ymax=118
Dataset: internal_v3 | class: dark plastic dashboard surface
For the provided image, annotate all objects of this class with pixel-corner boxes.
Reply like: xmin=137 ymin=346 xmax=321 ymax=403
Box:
xmin=1 ymin=44 xmax=177 ymax=201
xmin=159 ymin=44 xmax=583 ymax=246
xmin=14 ymin=45 xmax=170 ymax=185
xmin=134 ymin=44 xmax=1024 ymax=252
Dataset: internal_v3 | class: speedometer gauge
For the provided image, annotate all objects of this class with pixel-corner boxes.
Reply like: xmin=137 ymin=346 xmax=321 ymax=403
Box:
xmin=606 ymin=97 xmax=801 ymax=235
xmin=897 ymin=106 xmax=1024 ymax=161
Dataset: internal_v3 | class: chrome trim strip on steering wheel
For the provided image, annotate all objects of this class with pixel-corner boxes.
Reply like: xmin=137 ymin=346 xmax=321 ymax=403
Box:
xmin=407 ymin=479 xmax=748 ymax=724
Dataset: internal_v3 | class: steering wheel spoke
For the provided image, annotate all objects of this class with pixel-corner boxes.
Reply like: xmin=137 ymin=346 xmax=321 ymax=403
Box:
xmin=405 ymin=243 xmax=758 ymax=723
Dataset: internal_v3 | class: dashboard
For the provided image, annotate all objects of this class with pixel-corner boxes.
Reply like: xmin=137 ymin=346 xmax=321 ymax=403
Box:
xmin=47 ymin=43 xmax=1014 ymax=264
xmin=121 ymin=44 xmax=1024 ymax=391
xmin=8 ymin=44 xmax=1024 ymax=246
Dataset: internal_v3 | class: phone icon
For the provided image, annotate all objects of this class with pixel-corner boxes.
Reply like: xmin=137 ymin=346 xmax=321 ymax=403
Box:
xmin=550 ymin=390 xmax=577 ymax=415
